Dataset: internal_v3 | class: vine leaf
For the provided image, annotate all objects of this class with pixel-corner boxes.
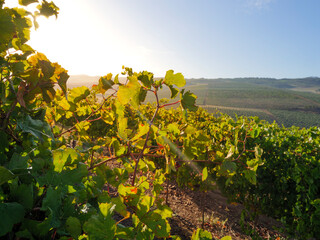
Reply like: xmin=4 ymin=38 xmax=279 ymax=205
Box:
xmin=17 ymin=115 xmax=53 ymax=141
xmin=84 ymin=215 xmax=116 ymax=240
xmin=37 ymin=0 xmax=59 ymax=18
xmin=66 ymin=217 xmax=81 ymax=239
xmin=180 ymin=89 xmax=198 ymax=111
xmin=0 ymin=9 xmax=15 ymax=51
xmin=98 ymin=73 xmax=114 ymax=94
xmin=138 ymin=71 xmax=153 ymax=89
xmin=202 ymin=167 xmax=208 ymax=181
xmin=221 ymin=161 xmax=237 ymax=174
xmin=53 ymin=148 xmax=78 ymax=172
xmin=0 ymin=166 xmax=15 ymax=185
xmin=117 ymin=76 xmax=140 ymax=108
xmin=221 ymin=236 xmax=232 ymax=240
xmin=19 ymin=0 xmax=38 ymax=6
xmin=168 ymin=85 xmax=179 ymax=99
xmin=0 ymin=203 xmax=25 ymax=237
xmin=131 ymin=124 xmax=149 ymax=142
xmin=191 ymin=228 xmax=212 ymax=240
xmin=164 ymin=70 xmax=186 ymax=87
xmin=69 ymin=86 xmax=90 ymax=103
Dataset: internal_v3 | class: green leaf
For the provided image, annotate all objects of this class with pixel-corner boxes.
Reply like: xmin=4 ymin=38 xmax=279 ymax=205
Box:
xmin=191 ymin=228 xmax=212 ymax=240
xmin=168 ymin=85 xmax=179 ymax=99
xmin=202 ymin=167 xmax=208 ymax=181
xmin=19 ymin=0 xmax=38 ymax=6
xmin=69 ymin=86 xmax=90 ymax=103
xmin=221 ymin=161 xmax=237 ymax=174
xmin=167 ymin=123 xmax=180 ymax=136
xmin=0 ymin=202 xmax=25 ymax=237
xmin=53 ymin=148 xmax=78 ymax=172
xmin=37 ymin=0 xmax=59 ymax=18
xmin=117 ymin=76 xmax=141 ymax=108
xmin=0 ymin=131 xmax=9 ymax=164
xmin=0 ymin=166 xmax=15 ymax=185
xmin=101 ymin=110 xmax=114 ymax=125
xmin=180 ymin=89 xmax=198 ymax=111
xmin=139 ymin=88 xmax=147 ymax=103
xmin=41 ymin=187 xmax=62 ymax=228
xmin=54 ymin=64 xmax=69 ymax=95
xmin=164 ymin=70 xmax=186 ymax=87
xmin=83 ymin=215 xmax=116 ymax=240
xmin=59 ymin=164 xmax=88 ymax=185
xmin=138 ymin=71 xmax=153 ymax=88
xmin=8 ymin=152 xmax=28 ymax=170
xmin=10 ymin=183 xmax=34 ymax=209
xmin=250 ymin=128 xmax=260 ymax=138
xmin=221 ymin=236 xmax=232 ymax=240
xmin=0 ymin=9 xmax=15 ymax=51
xmin=66 ymin=217 xmax=81 ymax=239
xmin=17 ymin=115 xmax=53 ymax=141
xmin=244 ymin=170 xmax=257 ymax=185
xmin=38 ymin=59 xmax=55 ymax=79
xmin=131 ymin=123 xmax=149 ymax=142
xmin=98 ymin=74 xmax=114 ymax=94
xmin=99 ymin=202 xmax=116 ymax=218
xmin=118 ymin=117 xmax=128 ymax=140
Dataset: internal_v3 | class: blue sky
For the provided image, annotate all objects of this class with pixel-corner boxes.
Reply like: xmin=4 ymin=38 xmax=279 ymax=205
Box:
xmin=9 ymin=0 xmax=320 ymax=78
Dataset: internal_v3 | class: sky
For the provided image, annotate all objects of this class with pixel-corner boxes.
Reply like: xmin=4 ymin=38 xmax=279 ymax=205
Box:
xmin=6 ymin=0 xmax=320 ymax=78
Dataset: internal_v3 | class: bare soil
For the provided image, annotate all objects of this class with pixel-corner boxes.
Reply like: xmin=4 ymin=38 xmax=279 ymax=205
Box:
xmin=160 ymin=181 xmax=287 ymax=240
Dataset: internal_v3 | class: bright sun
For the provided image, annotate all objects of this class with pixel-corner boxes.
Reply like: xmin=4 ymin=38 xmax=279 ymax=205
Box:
xmin=5 ymin=0 xmax=136 ymax=76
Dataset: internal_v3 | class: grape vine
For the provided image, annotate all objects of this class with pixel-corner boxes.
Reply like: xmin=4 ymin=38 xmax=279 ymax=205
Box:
xmin=1 ymin=1 xmax=320 ymax=240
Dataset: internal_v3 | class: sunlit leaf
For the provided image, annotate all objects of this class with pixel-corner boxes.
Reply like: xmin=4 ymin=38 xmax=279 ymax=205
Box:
xmin=53 ymin=148 xmax=78 ymax=172
xmin=221 ymin=236 xmax=232 ymax=240
xmin=99 ymin=202 xmax=116 ymax=218
xmin=191 ymin=228 xmax=212 ymax=240
xmin=117 ymin=76 xmax=141 ymax=108
xmin=202 ymin=167 xmax=208 ymax=181
xmin=131 ymin=123 xmax=149 ymax=141
xmin=164 ymin=70 xmax=186 ymax=87
xmin=98 ymin=74 xmax=114 ymax=94
xmin=69 ymin=86 xmax=90 ymax=103
xmin=37 ymin=0 xmax=59 ymax=18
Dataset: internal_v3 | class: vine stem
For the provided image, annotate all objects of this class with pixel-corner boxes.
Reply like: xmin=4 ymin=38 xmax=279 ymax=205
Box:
xmin=159 ymin=100 xmax=181 ymax=108
xmin=88 ymin=153 xmax=129 ymax=170
xmin=131 ymin=88 xmax=160 ymax=186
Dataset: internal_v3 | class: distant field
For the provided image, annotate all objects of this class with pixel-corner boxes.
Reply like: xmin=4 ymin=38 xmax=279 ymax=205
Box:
xmin=66 ymin=75 xmax=320 ymax=128
xmin=188 ymin=78 xmax=320 ymax=128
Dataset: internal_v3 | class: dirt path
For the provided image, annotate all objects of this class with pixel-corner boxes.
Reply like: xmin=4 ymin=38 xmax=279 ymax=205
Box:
xmin=161 ymin=181 xmax=286 ymax=239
